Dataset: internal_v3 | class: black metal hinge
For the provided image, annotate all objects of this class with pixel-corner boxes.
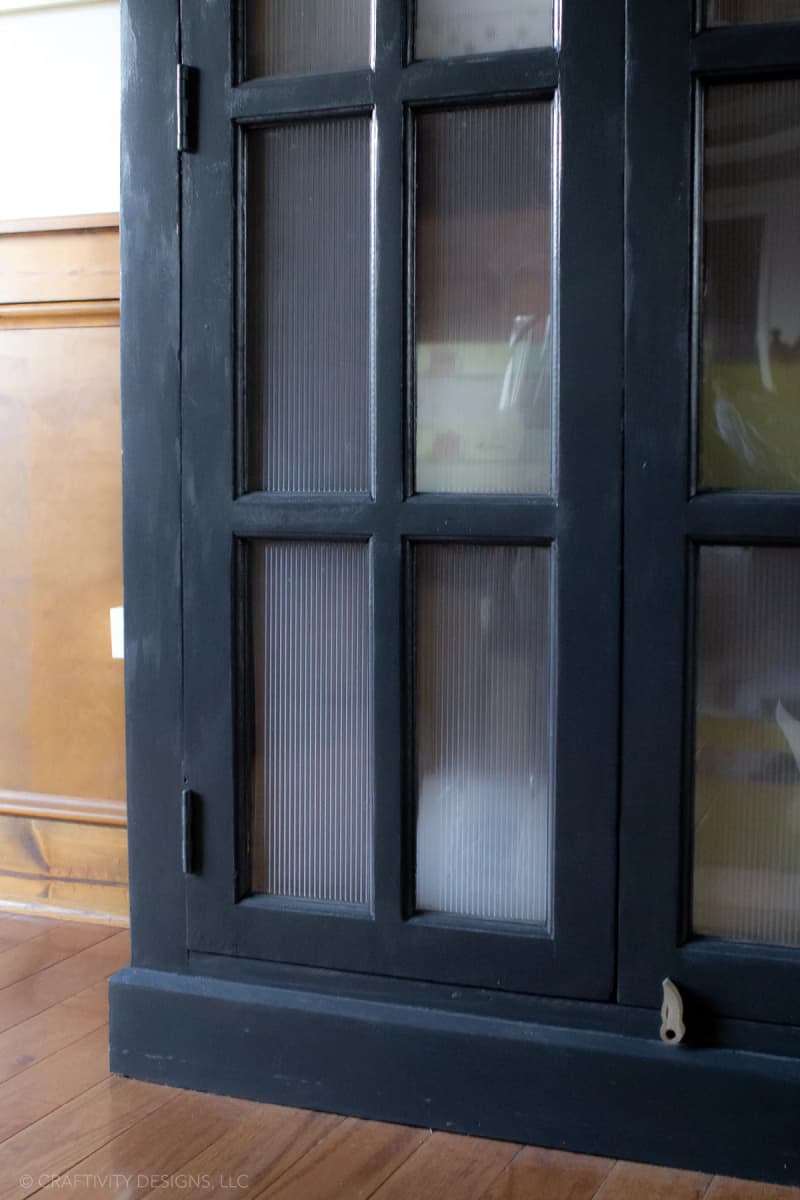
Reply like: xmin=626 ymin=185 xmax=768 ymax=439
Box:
xmin=181 ymin=788 xmax=197 ymax=874
xmin=177 ymin=64 xmax=196 ymax=153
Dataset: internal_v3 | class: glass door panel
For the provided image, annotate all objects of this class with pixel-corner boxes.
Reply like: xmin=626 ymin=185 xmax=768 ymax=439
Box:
xmin=250 ymin=541 xmax=373 ymax=907
xmin=245 ymin=117 xmax=373 ymax=494
xmin=699 ymin=81 xmax=800 ymax=491
xmin=414 ymin=102 xmax=554 ymax=495
xmin=693 ymin=546 xmax=800 ymax=945
xmin=415 ymin=1 xmax=554 ymax=59
xmin=245 ymin=0 xmax=375 ymax=79
xmin=705 ymin=1 xmax=800 ymax=25
xmin=415 ymin=544 xmax=553 ymax=924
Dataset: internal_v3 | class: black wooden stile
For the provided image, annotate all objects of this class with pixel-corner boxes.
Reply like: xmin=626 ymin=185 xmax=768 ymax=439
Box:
xmin=119 ymin=0 xmax=186 ymax=972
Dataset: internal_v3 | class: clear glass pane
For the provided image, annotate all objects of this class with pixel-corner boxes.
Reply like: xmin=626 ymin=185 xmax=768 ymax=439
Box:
xmin=699 ymin=81 xmax=800 ymax=491
xmin=415 ymin=104 xmax=554 ymax=495
xmin=415 ymin=0 xmax=553 ymax=58
xmin=415 ymin=545 xmax=553 ymax=924
xmin=250 ymin=542 xmax=373 ymax=907
xmin=706 ymin=0 xmax=800 ymax=25
xmin=246 ymin=0 xmax=373 ymax=78
xmin=693 ymin=547 xmax=800 ymax=945
xmin=246 ymin=118 xmax=372 ymax=494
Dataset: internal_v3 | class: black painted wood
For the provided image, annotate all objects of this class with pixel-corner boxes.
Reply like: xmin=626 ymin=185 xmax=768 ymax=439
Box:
xmin=619 ymin=0 xmax=800 ymax=1024
xmin=110 ymin=966 xmax=800 ymax=1188
xmin=119 ymin=0 xmax=186 ymax=972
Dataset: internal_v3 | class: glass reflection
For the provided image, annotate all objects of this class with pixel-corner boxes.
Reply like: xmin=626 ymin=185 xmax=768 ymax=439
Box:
xmin=700 ymin=81 xmax=800 ymax=490
xmin=415 ymin=0 xmax=553 ymax=59
xmin=693 ymin=547 xmax=800 ymax=945
xmin=415 ymin=103 xmax=554 ymax=495
xmin=415 ymin=544 xmax=553 ymax=924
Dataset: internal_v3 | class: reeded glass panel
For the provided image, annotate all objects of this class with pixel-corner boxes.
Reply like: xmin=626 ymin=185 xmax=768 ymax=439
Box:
xmin=706 ymin=1 xmax=800 ymax=25
xmin=693 ymin=547 xmax=800 ymax=945
xmin=415 ymin=104 xmax=554 ymax=495
xmin=415 ymin=545 xmax=553 ymax=924
xmin=415 ymin=1 xmax=553 ymax=58
xmin=246 ymin=118 xmax=372 ymax=494
xmin=246 ymin=0 xmax=373 ymax=78
xmin=699 ymin=82 xmax=800 ymax=490
xmin=250 ymin=542 xmax=373 ymax=907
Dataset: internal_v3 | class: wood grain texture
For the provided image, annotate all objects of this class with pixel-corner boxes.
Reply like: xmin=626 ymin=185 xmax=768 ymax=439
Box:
xmin=0 ymin=979 xmax=108 ymax=1084
xmin=0 ymin=301 xmax=120 ymax=329
xmin=0 ymin=922 xmax=113 ymax=988
xmin=481 ymin=1145 xmax=616 ymax=1200
xmin=596 ymin=1161 xmax=712 ymax=1199
xmin=0 ymin=930 xmax=127 ymax=1032
xmin=0 ymin=1075 xmax=173 ymax=1200
xmin=0 ymin=915 xmax=58 ymax=944
xmin=0 ymin=1025 xmax=110 ymax=1142
xmin=254 ymin=1117 xmax=429 ymax=1200
xmin=0 ymin=227 xmax=119 ymax=305
xmin=706 ymin=1180 xmax=800 ymax=1199
xmin=0 ymin=226 xmax=127 ymax=925
xmin=37 ymin=1092 xmax=262 ymax=1199
xmin=139 ymin=1106 xmax=344 ymax=1200
xmin=0 ymin=793 xmax=126 ymax=828
xmin=370 ymin=1131 xmax=520 ymax=1200
xmin=0 ymin=215 xmax=118 ymax=237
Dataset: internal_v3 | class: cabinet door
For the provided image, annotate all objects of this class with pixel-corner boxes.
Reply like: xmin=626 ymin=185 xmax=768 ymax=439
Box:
xmin=181 ymin=0 xmax=623 ymax=998
xmin=621 ymin=2 xmax=800 ymax=1024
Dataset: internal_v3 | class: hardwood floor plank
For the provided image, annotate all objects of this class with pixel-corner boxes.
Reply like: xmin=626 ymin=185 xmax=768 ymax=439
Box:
xmin=0 ymin=918 xmax=59 ymax=947
xmin=37 ymin=1091 xmax=261 ymax=1198
xmin=253 ymin=1117 xmax=429 ymax=1200
xmin=141 ymin=1106 xmax=344 ymax=1200
xmin=705 ymin=1177 xmax=800 ymax=1199
xmin=0 ymin=931 xmax=127 ymax=1033
xmin=369 ymin=1130 xmax=519 ymax=1200
xmin=0 ymin=980 xmax=108 ymax=1086
xmin=595 ymin=1161 xmax=712 ymax=1199
xmin=0 ymin=924 xmax=113 ymax=990
xmin=479 ymin=1145 xmax=615 ymax=1200
xmin=0 ymin=1026 xmax=110 ymax=1143
xmin=0 ymin=1075 xmax=174 ymax=1200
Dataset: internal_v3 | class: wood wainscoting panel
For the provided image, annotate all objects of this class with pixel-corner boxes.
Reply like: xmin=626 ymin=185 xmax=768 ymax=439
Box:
xmin=0 ymin=221 xmax=119 ymax=306
xmin=0 ymin=218 xmax=127 ymax=926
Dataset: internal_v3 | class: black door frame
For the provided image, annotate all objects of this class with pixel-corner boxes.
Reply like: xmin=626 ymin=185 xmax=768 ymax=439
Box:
xmin=620 ymin=1 xmax=800 ymax=1025
xmin=180 ymin=0 xmax=624 ymax=998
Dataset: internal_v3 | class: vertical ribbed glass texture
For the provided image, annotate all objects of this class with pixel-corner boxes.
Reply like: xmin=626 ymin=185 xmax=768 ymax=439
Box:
xmin=706 ymin=0 xmax=800 ymax=24
xmin=415 ymin=1 xmax=553 ymax=58
xmin=415 ymin=104 xmax=553 ymax=495
xmin=699 ymin=82 xmax=800 ymax=490
xmin=246 ymin=0 xmax=373 ymax=78
xmin=246 ymin=118 xmax=372 ymax=494
xmin=250 ymin=542 xmax=373 ymax=907
xmin=693 ymin=547 xmax=800 ymax=945
xmin=415 ymin=545 xmax=553 ymax=923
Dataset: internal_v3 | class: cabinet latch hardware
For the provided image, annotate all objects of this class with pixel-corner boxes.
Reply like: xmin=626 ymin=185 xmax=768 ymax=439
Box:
xmin=177 ymin=64 xmax=196 ymax=153
xmin=181 ymin=788 xmax=196 ymax=875
xmin=660 ymin=977 xmax=686 ymax=1045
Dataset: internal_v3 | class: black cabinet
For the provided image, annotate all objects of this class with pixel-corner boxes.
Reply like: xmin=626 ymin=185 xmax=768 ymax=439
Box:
xmin=111 ymin=1 xmax=800 ymax=1186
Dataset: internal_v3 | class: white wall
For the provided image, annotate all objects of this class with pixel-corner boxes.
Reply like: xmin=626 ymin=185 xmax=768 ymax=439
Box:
xmin=0 ymin=1 xmax=120 ymax=220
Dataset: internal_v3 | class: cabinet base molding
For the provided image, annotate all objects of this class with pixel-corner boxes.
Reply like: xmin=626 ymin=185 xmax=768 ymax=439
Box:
xmin=110 ymin=965 xmax=800 ymax=1189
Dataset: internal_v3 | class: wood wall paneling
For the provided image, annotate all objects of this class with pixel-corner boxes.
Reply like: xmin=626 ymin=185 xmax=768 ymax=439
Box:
xmin=0 ymin=218 xmax=127 ymax=925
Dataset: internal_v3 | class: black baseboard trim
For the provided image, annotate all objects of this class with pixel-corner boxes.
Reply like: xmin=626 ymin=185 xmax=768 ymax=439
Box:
xmin=109 ymin=966 xmax=800 ymax=1188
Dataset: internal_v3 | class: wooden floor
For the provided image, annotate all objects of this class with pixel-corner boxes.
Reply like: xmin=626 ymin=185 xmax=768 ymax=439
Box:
xmin=0 ymin=913 xmax=795 ymax=1200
